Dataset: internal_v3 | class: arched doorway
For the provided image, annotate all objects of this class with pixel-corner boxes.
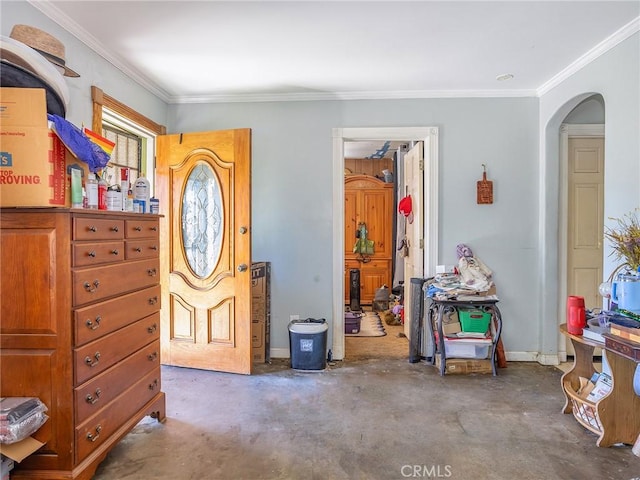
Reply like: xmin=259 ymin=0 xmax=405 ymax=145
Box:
xmin=540 ymin=92 xmax=605 ymax=364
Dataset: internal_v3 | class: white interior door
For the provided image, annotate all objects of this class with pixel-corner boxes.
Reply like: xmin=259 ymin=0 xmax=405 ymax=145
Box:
xmin=403 ymin=142 xmax=424 ymax=339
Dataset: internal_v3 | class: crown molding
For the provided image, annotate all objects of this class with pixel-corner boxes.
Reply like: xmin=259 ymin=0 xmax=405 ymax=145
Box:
xmin=28 ymin=0 xmax=173 ymax=103
xmin=169 ymin=88 xmax=538 ymax=104
xmin=537 ymin=16 xmax=640 ymax=96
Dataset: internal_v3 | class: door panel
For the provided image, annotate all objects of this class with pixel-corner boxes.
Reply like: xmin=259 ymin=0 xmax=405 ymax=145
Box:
xmin=157 ymin=129 xmax=252 ymax=374
xmin=568 ymin=137 xmax=604 ymax=310
xmin=566 ymin=136 xmax=604 ymax=356
xmin=403 ymin=142 xmax=424 ymax=339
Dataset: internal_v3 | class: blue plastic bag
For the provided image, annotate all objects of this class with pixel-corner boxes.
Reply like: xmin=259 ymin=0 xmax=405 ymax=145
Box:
xmin=48 ymin=114 xmax=110 ymax=173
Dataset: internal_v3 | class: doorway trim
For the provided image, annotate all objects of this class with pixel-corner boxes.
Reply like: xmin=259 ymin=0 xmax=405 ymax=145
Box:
xmin=557 ymin=123 xmax=605 ymax=362
xmin=332 ymin=127 xmax=439 ymax=360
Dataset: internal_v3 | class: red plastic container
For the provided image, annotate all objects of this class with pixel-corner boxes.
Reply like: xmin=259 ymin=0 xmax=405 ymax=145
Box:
xmin=567 ymin=296 xmax=586 ymax=335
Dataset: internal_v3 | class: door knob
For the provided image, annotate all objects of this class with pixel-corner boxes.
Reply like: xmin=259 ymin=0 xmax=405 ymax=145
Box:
xmin=237 ymin=264 xmax=248 ymax=272
xmin=239 ymin=226 xmax=248 ymax=234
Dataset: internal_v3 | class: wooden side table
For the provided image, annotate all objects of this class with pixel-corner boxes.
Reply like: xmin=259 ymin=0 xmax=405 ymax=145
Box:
xmin=559 ymin=324 xmax=640 ymax=451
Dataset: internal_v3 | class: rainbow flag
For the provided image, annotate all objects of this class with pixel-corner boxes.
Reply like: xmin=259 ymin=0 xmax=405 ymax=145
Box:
xmin=83 ymin=127 xmax=116 ymax=157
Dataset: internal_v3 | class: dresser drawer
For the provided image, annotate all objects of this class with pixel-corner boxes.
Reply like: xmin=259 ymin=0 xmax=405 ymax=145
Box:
xmin=73 ymin=241 xmax=125 ymax=267
xmin=74 ymin=285 xmax=161 ymax=346
xmin=74 ymin=217 xmax=125 ymax=241
xmin=74 ymin=340 xmax=161 ymax=425
xmin=75 ymin=367 xmax=161 ymax=464
xmin=73 ymin=258 xmax=159 ymax=306
xmin=125 ymin=218 xmax=159 ymax=239
xmin=74 ymin=313 xmax=160 ymax=385
xmin=126 ymin=238 xmax=160 ymax=260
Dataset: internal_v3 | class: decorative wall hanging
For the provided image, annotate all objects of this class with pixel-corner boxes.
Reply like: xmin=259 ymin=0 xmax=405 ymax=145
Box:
xmin=477 ymin=164 xmax=494 ymax=204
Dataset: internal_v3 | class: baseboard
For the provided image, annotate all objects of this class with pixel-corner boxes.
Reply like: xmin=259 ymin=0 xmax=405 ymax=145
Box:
xmin=269 ymin=348 xmax=560 ymax=365
xmin=270 ymin=348 xmax=290 ymax=359
xmin=505 ymin=351 xmax=539 ymax=362
xmin=504 ymin=351 xmax=559 ymax=365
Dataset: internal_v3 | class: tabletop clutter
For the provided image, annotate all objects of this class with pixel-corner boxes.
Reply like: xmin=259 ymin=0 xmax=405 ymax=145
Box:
xmin=427 ymin=244 xmax=498 ymax=301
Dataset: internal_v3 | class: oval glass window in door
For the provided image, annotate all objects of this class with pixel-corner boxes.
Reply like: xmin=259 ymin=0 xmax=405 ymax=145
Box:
xmin=181 ymin=163 xmax=223 ymax=278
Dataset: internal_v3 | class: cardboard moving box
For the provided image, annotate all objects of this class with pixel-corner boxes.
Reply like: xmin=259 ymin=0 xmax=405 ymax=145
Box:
xmin=251 ymin=262 xmax=271 ymax=363
xmin=0 ymin=88 xmax=83 ymax=207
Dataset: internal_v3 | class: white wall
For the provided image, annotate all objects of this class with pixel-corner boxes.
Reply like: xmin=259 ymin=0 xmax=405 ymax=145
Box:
xmin=169 ymin=98 xmax=540 ymax=358
xmin=1 ymin=1 xmax=168 ymax=129
xmin=538 ymin=32 xmax=640 ymax=360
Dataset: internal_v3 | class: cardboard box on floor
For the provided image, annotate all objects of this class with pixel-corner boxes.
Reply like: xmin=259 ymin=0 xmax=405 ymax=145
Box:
xmin=0 ymin=436 xmax=44 ymax=464
xmin=0 ymin=87 xmax=87 ymax=207
xmin=435 ymin=355 xmax=493 ymax=375
xmin=251 ymin=262 xmax=271 ymax=363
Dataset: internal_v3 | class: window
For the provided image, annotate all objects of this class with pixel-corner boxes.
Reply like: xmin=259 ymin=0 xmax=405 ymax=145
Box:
xmin=91 ymin=86 xmax=166 ymax=196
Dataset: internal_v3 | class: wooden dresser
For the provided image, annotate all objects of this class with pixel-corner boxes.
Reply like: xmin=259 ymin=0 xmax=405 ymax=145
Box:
xmin=344 ymin=175 xmax=394 ymax=304
xmin=0 ymin=209 xmax=166 ymax=480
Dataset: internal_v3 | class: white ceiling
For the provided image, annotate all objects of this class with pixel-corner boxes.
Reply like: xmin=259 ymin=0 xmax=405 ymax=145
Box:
xmin=31 ymin=0 xmax=639 ymax=105
xmin=25 ymin=1 xmax=639 ymax=159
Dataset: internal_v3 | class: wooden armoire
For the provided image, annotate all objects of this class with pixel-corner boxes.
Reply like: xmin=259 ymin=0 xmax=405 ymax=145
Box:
xmin=344 ymin=175 xmax=394 ymax=305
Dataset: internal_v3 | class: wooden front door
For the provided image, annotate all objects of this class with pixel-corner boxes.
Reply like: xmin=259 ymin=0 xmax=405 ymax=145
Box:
xmin=156 ymin=129 xmax=252 ymax=374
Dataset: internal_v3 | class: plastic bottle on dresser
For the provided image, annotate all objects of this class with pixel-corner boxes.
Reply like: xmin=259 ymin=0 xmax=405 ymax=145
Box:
xmin=86 ymin=173 xmax=98 ymax=209
xmin=97 ymin=175 xmax=108 ymax=210
xmin=133 ymin=175 xmax=150 ymax=213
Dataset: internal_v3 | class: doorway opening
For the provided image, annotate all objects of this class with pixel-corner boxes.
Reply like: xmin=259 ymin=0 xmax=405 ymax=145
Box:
xmin=332 ymin=127 xmax=439 ymax=361
xmin=343 ymin=145 xmax=407 ymax=361
xmin=557 ymin=94 xmax=605 ymax=362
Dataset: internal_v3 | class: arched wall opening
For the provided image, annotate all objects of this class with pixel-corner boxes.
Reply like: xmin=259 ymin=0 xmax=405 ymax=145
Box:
xmin=539 ymin=92 xmax=605 ymax=364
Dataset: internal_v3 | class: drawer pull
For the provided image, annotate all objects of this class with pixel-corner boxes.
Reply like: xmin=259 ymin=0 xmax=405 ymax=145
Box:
xmin=148 ymin=296 xmax=158 ymax=305
xmin=148 ymin=351 xmax=158 ymax=361
xmin=85 ymin=388 xmax=102 ymax=405
xmin=88 ymin=251 xmax=96 ymax=258
xmin=111 ymin=226 xmax=119 ymax=232
xmin=147 ymin=324 xmax=158 ymax=334
xmin=147 ymin=268 xmax=157 ymax=276
xmin=151 ymin=245 xmax=158 ymax=251
xmin=111 ymin=249 xmax=119 ymax=256
xmin=86 ymin=425 xmax=102 ymax=442
xmin=88 ymin=226 xmax=97 ymax=232
xmin=151 ymin=226 xmax=158 ymax=231
xmin=134 ymin=247 xmax=142 ymax=253
xmin=84 ymin=280 xmax=100 ymax=292
xmin=85 ymin=316 xmax=102 ymax=330
xmin=85 ymin=352 xmax=101 ymax=367
xmin=149 ymin=379 xmax=159 ymax=390
xmin=134 ymin=226 xmax=142 ymax=232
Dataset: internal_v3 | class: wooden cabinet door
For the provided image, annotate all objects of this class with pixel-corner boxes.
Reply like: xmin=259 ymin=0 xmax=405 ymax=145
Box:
xmin=361 ymin=188 xmax=393 ymax=258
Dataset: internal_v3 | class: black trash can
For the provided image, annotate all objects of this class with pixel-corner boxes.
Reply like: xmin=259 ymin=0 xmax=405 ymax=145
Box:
xmin=288 ymin=318 xmax=328 ymax=370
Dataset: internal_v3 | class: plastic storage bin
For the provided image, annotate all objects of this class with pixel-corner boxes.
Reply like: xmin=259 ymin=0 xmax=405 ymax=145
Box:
xmin=345 ymin=312 xmax=362 ymax=334
xmin=443 ymin=339 xmax=491 ymax=359
xmin=289 ymin=318 xmax=328 ymax=370
xmin=458 ymin=309 xmax=491 ymax=333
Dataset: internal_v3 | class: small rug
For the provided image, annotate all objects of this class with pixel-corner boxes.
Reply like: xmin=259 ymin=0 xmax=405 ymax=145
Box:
xmin=346 ymin=312 xmax=387 ymax=337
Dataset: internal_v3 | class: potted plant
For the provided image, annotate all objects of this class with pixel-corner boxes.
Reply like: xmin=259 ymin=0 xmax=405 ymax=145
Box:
xmin=604 ymin=208 xmax=640 ymax=314
xmin=605 ymin=208 xmax=640 ymax=273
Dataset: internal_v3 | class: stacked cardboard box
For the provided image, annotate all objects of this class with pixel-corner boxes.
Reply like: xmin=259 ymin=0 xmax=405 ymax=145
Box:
xmin=0 ymin=88 xmax=83 ymax=207
xmin=251 ymin=262 xmax=271 ymax=363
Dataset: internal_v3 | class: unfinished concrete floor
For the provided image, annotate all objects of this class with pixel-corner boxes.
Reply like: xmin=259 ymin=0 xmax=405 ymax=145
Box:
xmin=92 ymin=327 xmax=640 ymax=480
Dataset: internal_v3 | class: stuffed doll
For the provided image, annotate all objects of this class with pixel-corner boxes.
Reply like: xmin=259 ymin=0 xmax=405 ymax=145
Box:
xmin=456 ymin=243 xmax=493 ymax=291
